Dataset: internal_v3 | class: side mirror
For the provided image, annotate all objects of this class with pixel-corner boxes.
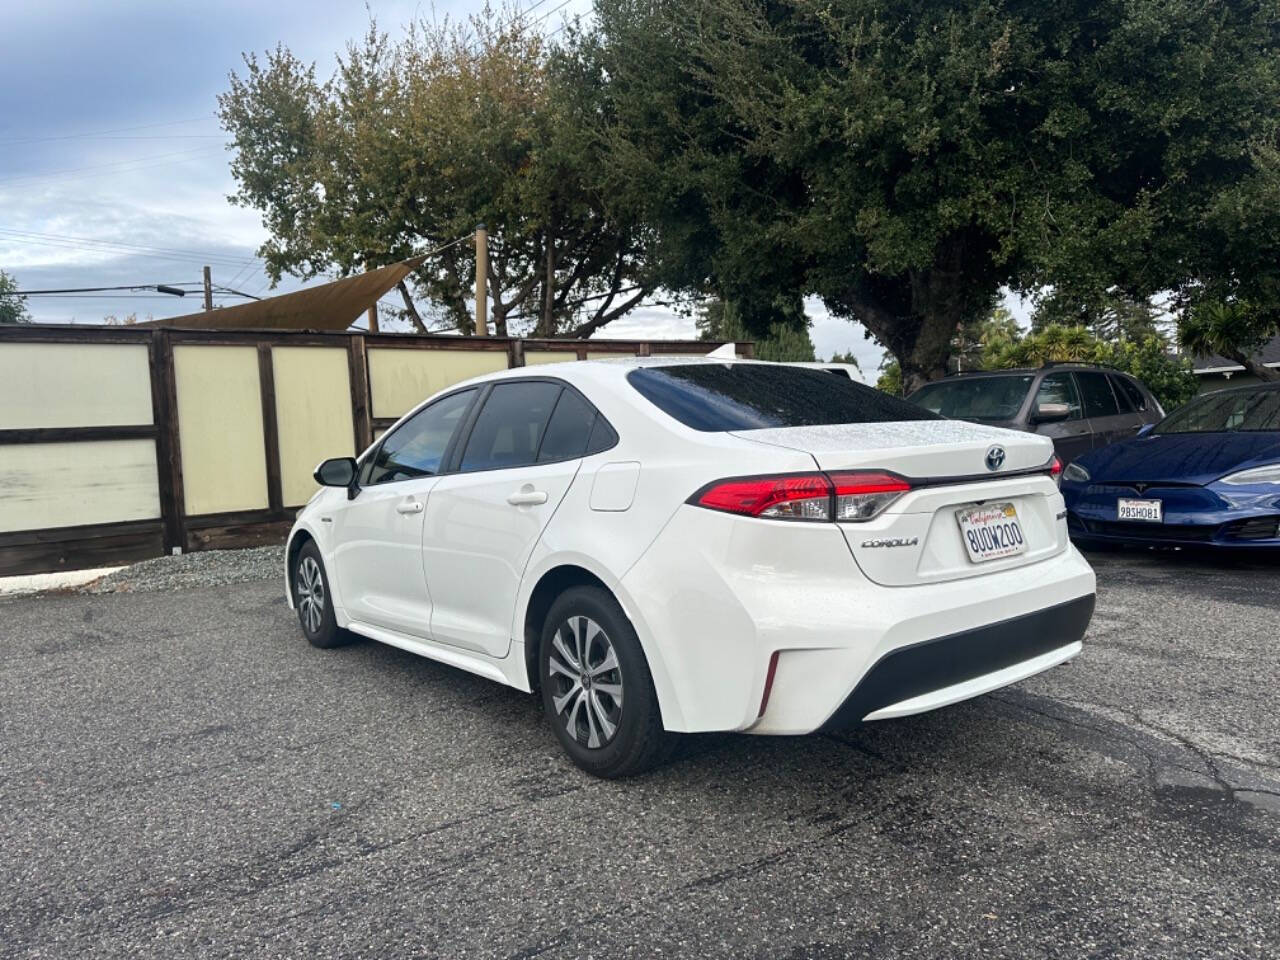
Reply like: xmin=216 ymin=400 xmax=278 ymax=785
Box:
xmin=1032 ymin=402 xmax=1071 ymax=424
xmin=1136 ymin=423 xmax=1155 ymax=438
xmin=313 ymin=457 xmax=357 ymax=488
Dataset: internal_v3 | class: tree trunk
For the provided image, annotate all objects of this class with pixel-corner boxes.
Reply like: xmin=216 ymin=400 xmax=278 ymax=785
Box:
xmin=830 ymin=235 xmax=995 ymax=394
xmin=1233 ymin=350 xmax=1280 ymax=382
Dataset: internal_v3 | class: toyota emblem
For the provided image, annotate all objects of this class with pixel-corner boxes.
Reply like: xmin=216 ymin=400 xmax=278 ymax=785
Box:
xmin=985 ymin=445 xmax=1006 ymax=471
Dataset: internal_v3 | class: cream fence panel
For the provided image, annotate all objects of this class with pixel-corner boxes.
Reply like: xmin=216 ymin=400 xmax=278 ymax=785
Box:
xmin=0 ymin=440 xmax=160 ymax=532
xmin=173 ymin=345 xmax=269 ymax=516
xmin=272 ymin=347 xmax=356 ymax=506
xmin=0 ymin=342 xmax=152 ymax=429
xmin=523 ymin=351 xmax=580 ymax=365
xmin=367 ymin=348 xmax=508 ymax=419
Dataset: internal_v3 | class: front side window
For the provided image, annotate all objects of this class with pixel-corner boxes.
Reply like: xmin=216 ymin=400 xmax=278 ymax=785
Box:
xmin=460 ymin=381 xmax=562 ymax=471
xmin=367 ymin=388 xmax=475 ymax=484
xmin=1034 ymin=373 xmax=1084 ymax=421
xmin=1154 ymin=388 xmax=1280 ymax=434
xmin=908 ymin=375 xmax=1034 ymax=422
xmin=1076 ymin=371 xmax=1120 ymax=418
xmin=630 ymin=364 xmax=940 ymax=432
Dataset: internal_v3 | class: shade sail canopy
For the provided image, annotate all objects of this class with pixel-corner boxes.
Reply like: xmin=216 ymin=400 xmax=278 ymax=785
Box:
xmin=151 ymin=257 xmax=424 ymax=330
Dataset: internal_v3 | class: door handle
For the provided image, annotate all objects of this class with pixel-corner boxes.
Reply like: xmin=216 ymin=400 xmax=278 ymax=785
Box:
xmin=396 ymin=500 xmax=424 ymax=515
xmin=507 ymin=489 xmax=549 ymax=506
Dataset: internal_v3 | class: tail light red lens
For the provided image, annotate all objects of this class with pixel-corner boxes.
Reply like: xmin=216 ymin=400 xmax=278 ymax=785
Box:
xmin=1049 ymin=455 xmax=1063 ymax=486
xmin=693 ymin=473 xmax=833 ymax=520
xmin=691 ymin=471 xmax=911 ymax=522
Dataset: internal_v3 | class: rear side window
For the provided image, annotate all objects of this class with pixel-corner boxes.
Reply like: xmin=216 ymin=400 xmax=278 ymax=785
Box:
xmin=1113 ymin=375 xmax=1147 ymax=412
xmin=537 ymin=388 xmax=598 ymax=462
xmin=460 ymin=381 xmax=561 ymax=471
xmin=628 ymin=364 xmax=940 ymax=431
xmin=1076 ymin=372 xmax=1120 ymax=418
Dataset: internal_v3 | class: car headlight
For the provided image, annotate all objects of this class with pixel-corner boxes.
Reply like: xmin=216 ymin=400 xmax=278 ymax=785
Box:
xmin=1219 ymin=463 xmax=1280 ymax=485
xmin=1063 ymin=462 xmax=1090 ymax=484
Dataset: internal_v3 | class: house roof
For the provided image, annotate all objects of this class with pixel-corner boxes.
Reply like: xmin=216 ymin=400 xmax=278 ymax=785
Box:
xmin=145 ymin=257 xmax=424 ymax=331
xmin=1187 ymin=334 xmax=1280 ymax=374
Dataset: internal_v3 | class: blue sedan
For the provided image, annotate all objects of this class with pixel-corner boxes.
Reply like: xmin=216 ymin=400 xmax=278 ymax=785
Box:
xmin=1061 ymin=382 xmax=1280 ymax=549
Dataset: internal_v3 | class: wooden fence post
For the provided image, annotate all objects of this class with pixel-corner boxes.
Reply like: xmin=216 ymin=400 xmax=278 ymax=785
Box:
xmin=257 ymin=343 xmax=284 ymax=518
xmin=348 ymin=334 xmax=373 ymax=452
xmin=149 ymin=329 xmax=187 ymax=554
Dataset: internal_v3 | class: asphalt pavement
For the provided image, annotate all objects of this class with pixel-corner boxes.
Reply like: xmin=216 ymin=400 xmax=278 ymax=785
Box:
xmin=2 ymin=548 xmax=1278 ymax=959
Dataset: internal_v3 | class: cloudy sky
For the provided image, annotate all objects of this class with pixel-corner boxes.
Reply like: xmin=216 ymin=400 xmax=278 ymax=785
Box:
xmin=0 ymin=0 xmax=893 ymax=377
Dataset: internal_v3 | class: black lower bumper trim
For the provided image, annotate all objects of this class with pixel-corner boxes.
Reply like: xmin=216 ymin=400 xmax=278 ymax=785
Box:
xmin=820 ymin=594 xmax=1095 ymax=730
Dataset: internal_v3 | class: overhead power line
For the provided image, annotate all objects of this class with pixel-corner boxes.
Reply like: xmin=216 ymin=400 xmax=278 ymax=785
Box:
xmin=0 ymin=146 xmax=224 ymax=187
xmin=0 ymin=227 xmax=260 ymax=270
xmin=0 ymin=116 xmax=217 ymax=146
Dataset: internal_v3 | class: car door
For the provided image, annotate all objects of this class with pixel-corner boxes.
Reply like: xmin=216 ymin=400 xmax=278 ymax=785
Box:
xmin=1075 ymin=370 xmax=1126 ymax=449
xmin=422 ymin=379 xmax=608 ymax=659
xmin=1030 ymin=372 xmax=1092 ymax=464
xmin=330 ymin=388 xmax=477 ymax=638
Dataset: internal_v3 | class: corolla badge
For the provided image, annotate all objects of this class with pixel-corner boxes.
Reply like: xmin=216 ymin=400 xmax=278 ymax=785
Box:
xmin=860 ymin=537 xmax=920 ymax=549
xmin=985 ymin=445 xmax=1006 ymax=471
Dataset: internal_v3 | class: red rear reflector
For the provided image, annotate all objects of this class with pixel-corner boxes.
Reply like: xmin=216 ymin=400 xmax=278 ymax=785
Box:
xmin=694 ymin=473 xmax=832 ymax=520
xmin=1050 ymin=455 xmax=1063 ymax=477
xmin=758 ymin=650 xmax=780 ymax=718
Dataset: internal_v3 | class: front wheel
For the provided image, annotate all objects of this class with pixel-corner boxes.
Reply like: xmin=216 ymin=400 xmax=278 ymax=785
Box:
xmin=292 ymin=541 xmax=355 ymax=649
xmin=540 ymin=586 xmax=673 ymax=778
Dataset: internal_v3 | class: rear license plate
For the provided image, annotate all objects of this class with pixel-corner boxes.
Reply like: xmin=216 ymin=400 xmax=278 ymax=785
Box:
xmin=956 ymin=502 xmax=1027 ymax=564
xmin=1117 ymin=498 xmax=1162 ymax=522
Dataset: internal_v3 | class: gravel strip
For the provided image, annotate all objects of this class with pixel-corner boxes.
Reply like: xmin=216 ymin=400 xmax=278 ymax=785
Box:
xmin=81 ymin=545 xmax=285 ymax=594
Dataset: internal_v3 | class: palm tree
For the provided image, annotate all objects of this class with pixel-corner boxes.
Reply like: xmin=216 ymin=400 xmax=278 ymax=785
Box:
xmin=1180 ymin=301 xmax=1280 ymax=382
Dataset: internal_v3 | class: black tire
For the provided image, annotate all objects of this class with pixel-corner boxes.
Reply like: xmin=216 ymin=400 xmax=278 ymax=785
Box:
xmin=291 ymin=541 xmax=355 ymax=649
xmin=539 ymin=585 xmax=674 ymax=778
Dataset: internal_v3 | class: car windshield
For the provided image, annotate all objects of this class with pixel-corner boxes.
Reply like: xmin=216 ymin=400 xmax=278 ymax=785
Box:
xmin=1153 ymin=388 xmax=1280 ymax=434
xmin=908 ymin=375 xmax=1035 ymax=421
xmin=626 ymin=363 xmax=940 ymax=431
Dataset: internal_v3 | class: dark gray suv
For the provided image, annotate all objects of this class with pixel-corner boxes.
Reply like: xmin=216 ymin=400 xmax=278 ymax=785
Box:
xmin=907 ymin=364 xmax=1164 ymax=464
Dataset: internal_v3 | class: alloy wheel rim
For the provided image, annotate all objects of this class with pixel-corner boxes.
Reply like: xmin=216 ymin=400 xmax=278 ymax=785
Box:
xmin=548 ymin=615 xmax=623 ymax=749
xmin=296 ymin=557 xmax=325 ymax=635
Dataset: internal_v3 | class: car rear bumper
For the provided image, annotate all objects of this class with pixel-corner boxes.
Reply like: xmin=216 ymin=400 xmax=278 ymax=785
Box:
xmin=819 ymin=595 xmax=1093 ymax=728
xmin=620 ymin=505 xmax=1097 ymax=735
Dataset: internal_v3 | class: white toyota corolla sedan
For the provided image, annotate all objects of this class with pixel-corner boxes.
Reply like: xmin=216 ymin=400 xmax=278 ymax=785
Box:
xmin=286 ymin=357 xmax=1095 ymax=777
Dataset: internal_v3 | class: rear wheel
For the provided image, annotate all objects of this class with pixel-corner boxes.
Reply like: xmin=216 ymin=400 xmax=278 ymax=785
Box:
xmin=540 ymin=586 xmax=673 ymax=778
xmin=292 ymin=541 xmax=355 ymax=649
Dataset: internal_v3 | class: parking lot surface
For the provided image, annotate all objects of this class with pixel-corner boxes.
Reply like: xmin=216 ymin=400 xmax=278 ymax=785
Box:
xmin=2 ymin=549 xmax=1278 ymax=959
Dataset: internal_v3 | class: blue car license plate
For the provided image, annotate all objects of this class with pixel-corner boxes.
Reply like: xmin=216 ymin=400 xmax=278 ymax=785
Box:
xmin=1117 ymin=498 xmax=1162 ymax=522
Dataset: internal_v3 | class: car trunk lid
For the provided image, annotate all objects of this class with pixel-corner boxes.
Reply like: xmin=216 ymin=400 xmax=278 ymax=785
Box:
xmin=732 ymin=421 xmax=1066 ymax=586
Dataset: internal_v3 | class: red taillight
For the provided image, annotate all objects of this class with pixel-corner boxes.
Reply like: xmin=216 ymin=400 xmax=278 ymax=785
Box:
xmin=1049 ymin=455 xmax=1063 ymax=486
xmin=690 ymin=470 xmax=911 ymax=522
xmin=693 ymin=473 xmax=832 ymax=520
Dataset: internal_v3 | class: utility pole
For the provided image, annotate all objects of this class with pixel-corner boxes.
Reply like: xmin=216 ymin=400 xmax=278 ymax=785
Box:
xmin=202 ymin=266 xmax=213 ymax=311
xmin=367 ymin=303 xmax=379 ymax=333
xmin=475 ymin=223 xmax=488 ymax=337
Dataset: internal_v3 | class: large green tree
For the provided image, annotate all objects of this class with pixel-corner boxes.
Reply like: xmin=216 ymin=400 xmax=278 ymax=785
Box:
xmin=0 ymin=270 xmax=30 ymax=325
xmin=219 ymin=8 xmax=657 ymax=336
xmin=590 ymin=0 xmax=1280 ymax=391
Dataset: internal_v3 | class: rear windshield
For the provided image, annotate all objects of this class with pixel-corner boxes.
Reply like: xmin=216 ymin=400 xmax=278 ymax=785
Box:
xmin=908 ymin=375 xmax=1035 ymax=421
xmin=626 ymin=363 xmax=940 ymax=432
xmin=1154 ymin=388 xmax=1280 ymax=434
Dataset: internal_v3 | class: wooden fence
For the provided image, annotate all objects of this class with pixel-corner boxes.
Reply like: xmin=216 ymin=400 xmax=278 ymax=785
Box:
xmin=0 ymin=325 xmax=752 ymax=577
